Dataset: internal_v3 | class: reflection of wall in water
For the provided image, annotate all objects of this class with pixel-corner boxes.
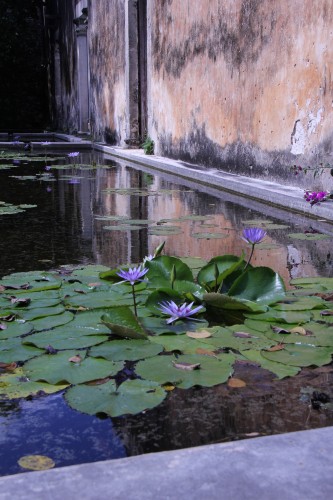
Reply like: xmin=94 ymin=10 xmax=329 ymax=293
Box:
xmin=145 ymin=178 xmax=321 ymax=285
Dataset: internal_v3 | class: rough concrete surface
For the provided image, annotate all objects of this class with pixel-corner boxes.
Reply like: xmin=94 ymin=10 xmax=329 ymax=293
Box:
xmin=0 ymin=427 xmax=332 ymax=500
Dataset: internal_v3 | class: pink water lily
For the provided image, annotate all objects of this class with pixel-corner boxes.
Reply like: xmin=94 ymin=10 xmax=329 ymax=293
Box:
xmin=158 ymin=300 xmax=204 ymax=324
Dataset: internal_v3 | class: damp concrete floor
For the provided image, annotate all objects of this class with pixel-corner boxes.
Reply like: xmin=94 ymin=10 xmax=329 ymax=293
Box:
xmin=0 ymin=144 xmax=333 ymax=499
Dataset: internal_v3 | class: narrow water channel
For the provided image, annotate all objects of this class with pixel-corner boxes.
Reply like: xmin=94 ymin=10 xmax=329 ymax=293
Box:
xmin=0 ymin=149 xmax=333 ymax=476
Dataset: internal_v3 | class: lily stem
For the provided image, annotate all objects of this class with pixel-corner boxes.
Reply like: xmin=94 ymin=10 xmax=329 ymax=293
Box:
xmin=244 ymin=244 xmax=255 ymax=271
xmin=131 ymin=284 xmax=138 ymax=317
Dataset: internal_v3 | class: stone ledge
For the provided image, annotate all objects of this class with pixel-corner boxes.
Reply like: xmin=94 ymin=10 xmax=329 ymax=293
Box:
xmin=1 ymin=427 xmax=332 ymax=499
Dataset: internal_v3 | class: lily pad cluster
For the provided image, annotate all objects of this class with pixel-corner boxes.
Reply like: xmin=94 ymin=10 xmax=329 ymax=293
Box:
xmin=0 ymin=248 xmax=333 ymax=418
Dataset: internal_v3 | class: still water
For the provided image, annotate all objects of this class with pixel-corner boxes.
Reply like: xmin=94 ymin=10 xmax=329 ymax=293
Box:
xmin=0 ymin=149 xmax=333 ymax=476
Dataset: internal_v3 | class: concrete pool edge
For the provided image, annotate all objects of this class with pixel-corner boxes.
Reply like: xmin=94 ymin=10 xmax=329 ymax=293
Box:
xmin=95 ymin=145 xmax=333 ymax=223
xmin=1 ymin=426 xmax=332 ymax=499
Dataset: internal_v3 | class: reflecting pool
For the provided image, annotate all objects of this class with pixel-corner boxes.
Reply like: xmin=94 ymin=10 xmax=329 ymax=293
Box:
xmin=0 ymin=149 xmax=333 ymax=476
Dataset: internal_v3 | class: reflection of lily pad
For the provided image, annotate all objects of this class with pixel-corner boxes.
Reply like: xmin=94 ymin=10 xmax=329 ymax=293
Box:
xmin=288 ymin=233 xmax=331 ymax=240
xmin=192 ymin=233 xmax=228 ymax=239
xmin=148 ymin=226 xmax=183 ymax=235
xmin=103 ymin=225 xmax=144 ymax=231
xmin=241 ymin=219 xmax=272 ymax=225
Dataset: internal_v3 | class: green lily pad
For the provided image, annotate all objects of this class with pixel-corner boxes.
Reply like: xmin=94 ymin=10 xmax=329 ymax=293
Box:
xmin=0 ymin=321 xmax=34 ymax=339
xmin=101 ymin=307 xmax=148 ymax=339
xmin=65 ymin=379 xmax=167 ymax=417
xmin=0 ymin=368 xmax=69 ymax=399
xmin=240 ymin=350 xmax=300 ymax=379
xmin=23 ymin=350 xmax=123 ymax=385
xmin=0 ymin=338 xmax=44 ymax=363
xmin=89 ymin=339 xmax=163 ymax=361
xmin=149 ymin=334 xmax=218 ymax=354
xmin=261 ymin=344 xmax=333 ymax=367
xmin=31 ymin=311 xmax=74 ymax=332
xmin=23 ymin=329 xmax=108 ymax=350
xmin=135 ymin=353 xmax=236 ymax=388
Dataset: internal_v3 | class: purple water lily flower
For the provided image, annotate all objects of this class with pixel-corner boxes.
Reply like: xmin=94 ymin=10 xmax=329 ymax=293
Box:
xmin=304 ymin=190 xmax=328 ymax=206
xmin=158 ymin=300 xmax=204 ymax=324
xmin=68 ymin=152 xmax=80 ymax=158
xmin=242 ymin=227 xmax=267 ymax=245
xmin=117 ymin=265 xmax=148 ymax=285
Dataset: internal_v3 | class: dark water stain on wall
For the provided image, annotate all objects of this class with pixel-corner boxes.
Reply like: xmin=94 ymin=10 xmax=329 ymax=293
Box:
xmin=153 ymin=0 xmax=277 ymax=78
xmin=159 ymin=124 xmax=312 ymax=186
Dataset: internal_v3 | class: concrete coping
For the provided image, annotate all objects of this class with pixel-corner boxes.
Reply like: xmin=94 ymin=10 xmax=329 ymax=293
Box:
xmin=0 ymin=426 xmax=332 ymax=499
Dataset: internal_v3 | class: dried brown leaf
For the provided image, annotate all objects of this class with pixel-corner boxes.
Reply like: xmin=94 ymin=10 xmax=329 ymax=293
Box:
xmin=233 ymin=331 xmax=254 ymax=338
xmin=195 ymin=347 xmax=218 ymax=357
xmin=68 ymin=355 xmax=82 ymax=363
xmin=228 ymin=378 xmax=246 ymax=388
xmin=186 ymin=330 xmax=212 ymax=339
xmin=266 ymin=344 xmax=286 ymax=352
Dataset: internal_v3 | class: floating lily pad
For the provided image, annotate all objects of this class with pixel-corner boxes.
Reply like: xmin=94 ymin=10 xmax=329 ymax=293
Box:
xmin=0 ymin=337 xmax=44 ymax=363
xmin=23 ymin=350 xmax=123 ymax=385
xmin=18 ymin=455 xmax=55 ymax=471
xmin=65 ymin=379 xmax=167 ymax=417
xmin=135 ymin=353 xmax=235 ymax=388
xmin=23 ymin=328 xmax=108 ymax=350
xmin=0 ymin=368 xmax=68 ymax=399
xmin=89 ymin=339 xmax=163 ymax=361
xmin=0 ymin=321 xmax=33 ymax=339
xmin=240 ymin=350 xmax=300 ymax=379
xmin=261 ymin=344 xmax=333 ymax=367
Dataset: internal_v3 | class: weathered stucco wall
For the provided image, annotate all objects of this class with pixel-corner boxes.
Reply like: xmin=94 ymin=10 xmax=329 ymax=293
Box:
xmin=148 ymin=0 xmax=333 ymax=187
xmin=49 ymin=0 xmax=333 ymax=187
xmin=88 ymin=0 xmax=127 ymax=143
xmin=47 ymin=0 xmax=78 ymax=132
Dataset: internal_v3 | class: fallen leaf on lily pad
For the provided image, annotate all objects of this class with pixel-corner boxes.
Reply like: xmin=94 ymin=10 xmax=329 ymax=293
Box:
xmin=266 ymin=344 xmax=286 ymax=352
xmin=18 ymin=455 xmax=55 ymax=471
xmin=290 ymin=326 xmax=312 ymax=336
xmin=320 ymin=310 xmax=333 ymax=316
xmin=172 ymin=361 xmax=201 ymax=371
xmin=195 ymin=347 xmax=217 ymax=357
xmin=233 ymin=331 xmax=254 ymax=338
xmin=0 ymin=361 xmax=17 ymax=371
xmin=162 ymin=384 xmax=175 ymax=391
xmin=228 ymin=378 xmax=246 ymax=388
xmin=186 ymin=330 xmax=212 ymax=339
xmin=68 ymin=355 xmax=82 ymax=363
